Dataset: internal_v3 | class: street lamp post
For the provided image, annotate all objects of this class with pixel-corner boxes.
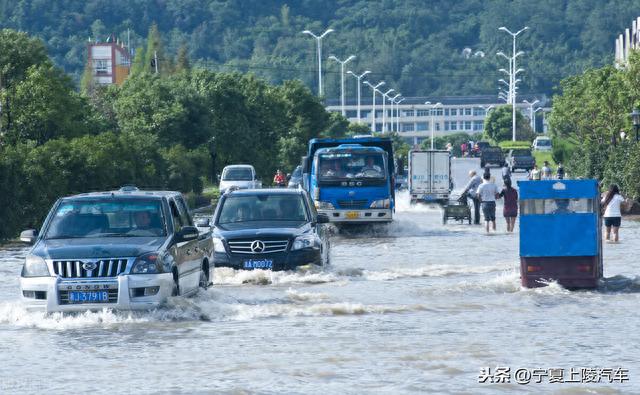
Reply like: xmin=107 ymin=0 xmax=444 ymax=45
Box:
xmin=631 ymin=108 xmax=640 ymax=142
xmin=363 ymin=81 xmax=385 ymax=133
xmin=302 ymin=28 xmax=334 ymax=97
xmin=522 ymin=99 xmax=540 ymax=130
xmin=425 ymin=101 xmax=443 ymax=149
xmin=499 ymin=26 xmax=529 ymax=141
xmin=347 ymin=70 xmax=370 ymax=123
xmin=382 ymin=89 xmax=395 ymax=133
xmin=390 ymin=94 xmax=401 ymax=131
xmin=329 ymin=55 xmax=356 ymax=116
xmin=532 ymin=106 xmax=543 ymax=133
xmin=395 ymin=97 xmax=405 ymax=133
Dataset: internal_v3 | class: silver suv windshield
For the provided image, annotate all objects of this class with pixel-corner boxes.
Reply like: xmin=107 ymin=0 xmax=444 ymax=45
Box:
xmin=218 ymin=194 xmax=308 ymax=224
xmin=45 ymin=199 xmax=166 ymax=239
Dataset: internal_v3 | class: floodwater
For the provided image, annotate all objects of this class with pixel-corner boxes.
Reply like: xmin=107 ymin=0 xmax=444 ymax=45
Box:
xmin=1 ymin=161 xmax=639 ymax=394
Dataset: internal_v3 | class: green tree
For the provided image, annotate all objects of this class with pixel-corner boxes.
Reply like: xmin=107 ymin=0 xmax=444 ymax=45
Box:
xmin=143 ymin=23 xmax=168 ymax=74
xmin=484 ymin=105 xmax=535 ymax=143
xmin=175 ymin=44 xmax=191 ymax=73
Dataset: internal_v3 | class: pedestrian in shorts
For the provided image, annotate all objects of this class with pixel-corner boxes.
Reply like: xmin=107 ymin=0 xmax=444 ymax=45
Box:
xmin=477 ymin=173 xmax=499 ymax=233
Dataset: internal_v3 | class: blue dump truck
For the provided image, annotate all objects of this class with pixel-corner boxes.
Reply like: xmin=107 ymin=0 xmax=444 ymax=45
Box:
xmin=302 ymin=137 xmax=395 ymax=224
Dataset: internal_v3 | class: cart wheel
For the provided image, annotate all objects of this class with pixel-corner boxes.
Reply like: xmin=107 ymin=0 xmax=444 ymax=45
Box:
xmin=468 ymin=215 xmax=471 ymax=225
xmin=442 ymin=211 xmax=447 ymax=225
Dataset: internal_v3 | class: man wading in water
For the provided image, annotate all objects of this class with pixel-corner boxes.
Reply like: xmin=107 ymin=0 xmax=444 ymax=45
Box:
xmin=477 ymin=173 xmax=499 ymax=233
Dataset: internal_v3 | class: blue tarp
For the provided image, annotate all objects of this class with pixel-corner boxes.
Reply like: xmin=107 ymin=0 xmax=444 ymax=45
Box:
xmin=519 ymin=179 xmax=600 ymax=257
xmin=517 ymin=179 xmax=598 ymax=199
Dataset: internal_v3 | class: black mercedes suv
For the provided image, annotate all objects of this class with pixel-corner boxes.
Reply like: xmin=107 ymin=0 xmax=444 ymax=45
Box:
xmin=210 ymin=188 xmax=330 ymax=270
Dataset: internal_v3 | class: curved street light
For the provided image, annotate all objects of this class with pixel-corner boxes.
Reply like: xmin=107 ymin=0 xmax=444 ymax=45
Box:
xmin=329 ymin=55 xmax=356 ymax=116
xmin=347 ymin=70 xmax=370 ymax=122
xmin=381 ymin=89 xmax=395 ymax=133
xmin=363 ymin=80 xmax=385 ymax=132
xmin=302 ymin=28 xmax=334 ymax=97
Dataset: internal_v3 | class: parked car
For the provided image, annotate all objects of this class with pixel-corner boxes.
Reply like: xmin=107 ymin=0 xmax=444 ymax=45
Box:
xmin=218 ymin=164 xmax=262 ymax=194
xmin=19 ymin=186 xmax=213 ymax=313
xmin=480 ymin=146 xmax=505 ymax=167
xmin=288 ymin=165 xmax=303 ymax=189
xmin=211 ymin=188 xmax=330 ymax=271
xmin=532 ymin=136 xmax=552 ymax=152
xmin=506 ymin=149 xmax=536 ymax=172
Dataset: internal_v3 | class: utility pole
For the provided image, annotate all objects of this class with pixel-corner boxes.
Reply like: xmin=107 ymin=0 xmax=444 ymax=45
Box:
xmin=154 ymin=50 xmax=158 ymax=74
xmin=302 ymin=29 xmax=334 ymax=97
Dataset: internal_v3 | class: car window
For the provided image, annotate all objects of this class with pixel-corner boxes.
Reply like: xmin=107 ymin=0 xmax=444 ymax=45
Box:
xmin=222 ymin=167 xmax=253 ymax=181
xmin=176 ymin=196 xmax=193 ymax=226
xmin=169 ymin=200 xmax=183 ymax=233
xmin=45 ymin=199 xmax=166 ymax=238
xmin=218 ymin=194 xmax=308 ymax=224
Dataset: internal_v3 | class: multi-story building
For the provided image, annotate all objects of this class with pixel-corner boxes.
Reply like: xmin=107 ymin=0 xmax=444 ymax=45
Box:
xmin=326 ymin=94 xmax=549 ymax=145
xmin=87 ymin=40 xmax=131 ymax=86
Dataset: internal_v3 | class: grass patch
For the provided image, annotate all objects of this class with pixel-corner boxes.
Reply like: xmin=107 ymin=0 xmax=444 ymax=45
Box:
xmin=185 ymin=187 xmax=220 ymax=209
xmin=533 ymin=151 xmax=556 ymax=167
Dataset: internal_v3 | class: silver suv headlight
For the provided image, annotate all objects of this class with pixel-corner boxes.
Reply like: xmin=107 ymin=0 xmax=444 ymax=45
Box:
xmin=21 ymin=255 xmax=50 ymax=277
xmin=370 ymin=199 xmax=390 ymax=209
xmin=314 ymin=201 xmax=335 ymax=210
xmin=131 ymin=252 xmax=164 ymax=274
xmin=213 ymin=237 xmax=226 ymax=253
xmin=292 ymin=234 xmax=320 ymax=251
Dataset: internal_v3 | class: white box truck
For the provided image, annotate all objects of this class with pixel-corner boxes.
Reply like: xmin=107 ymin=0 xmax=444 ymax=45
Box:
xmin=409 ymin=150 xmax=452 ymax=205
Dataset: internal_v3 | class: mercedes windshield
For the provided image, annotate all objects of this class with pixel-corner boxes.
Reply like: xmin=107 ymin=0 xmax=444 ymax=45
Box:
xmin=216 ymin=194 xmax=309 ymax=228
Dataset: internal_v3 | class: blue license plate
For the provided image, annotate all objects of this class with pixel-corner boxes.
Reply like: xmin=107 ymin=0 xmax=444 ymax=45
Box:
xmin=68 ymin=291 xmax=109 ymax=304
xmin=243 ymin=259 xmax=273 ymax=269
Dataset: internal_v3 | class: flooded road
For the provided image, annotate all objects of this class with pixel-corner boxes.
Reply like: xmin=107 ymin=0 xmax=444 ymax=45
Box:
xmin=1 ymin=166 xmax=639 ymax=394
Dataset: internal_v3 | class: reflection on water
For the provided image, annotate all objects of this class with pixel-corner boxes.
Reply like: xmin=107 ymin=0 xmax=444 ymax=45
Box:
xmin=1 ymin=194 xmax=639 ymax=393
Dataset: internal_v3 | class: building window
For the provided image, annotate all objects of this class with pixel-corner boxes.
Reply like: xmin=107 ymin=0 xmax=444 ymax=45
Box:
xmin=444 ymin=108 xmax=450 ymax=116
xmin=444 ymin=121 xmax=450 ymax=131
xmin=416 ymin=122 xmax=428 ymax=131
xmin=435 ymin=122 xmax=440 ymax=131
xmin=345 ymin=110 xmax=357 ymax=119
xmin=401 ymin=123 xmax=415 ymax=132
xmin=464 ymin=108 xmax=472 ymax=116
xmin=450 ymin=108 xmax=457 ymax=116
xmin=465 ymin=121 xmax=472 ymax=130
xmin=434 ymin=108 xmax=443 ymax=116
xmin=473 ymin=120 xmax=484 ymax=131
xmin=361 ymin=110 xmax=371 ymax=119
xmin=473 ymin=108 xmax=484 ymax=116
xmin=403 ymin=110 xmax=414 ymax=117
xmin=450 ymin=121 xmax=458 ymax=131
xmin=94 ymin=59 xmax=109 ymax=74
xmin=416 ymin=109 xmax=430 ymax=117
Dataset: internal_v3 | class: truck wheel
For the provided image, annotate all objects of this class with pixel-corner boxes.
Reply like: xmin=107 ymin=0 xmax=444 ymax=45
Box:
xmin=199 ymin=261 xmax=210 ymax=290
xmin=468 ymin=215 xmax=472 ymax=224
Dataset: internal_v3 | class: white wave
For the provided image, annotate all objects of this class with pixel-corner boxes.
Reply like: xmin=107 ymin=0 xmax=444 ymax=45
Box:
xmin=362 ymin=263 xmax=509 ymax=281
xmin=212 ymin=267 xmax=339 ymax=286
xmin=285 ymin=288 xmax=331 ymax=302
xmin=230 ymin=301 xmax=426 ymax=321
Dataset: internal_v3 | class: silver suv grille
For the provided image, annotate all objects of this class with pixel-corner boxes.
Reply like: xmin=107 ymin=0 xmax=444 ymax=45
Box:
xmin=227 ymin=239 xmax=289 ymax=254
xmin=52 ymin=259 xmax=128 ymax=278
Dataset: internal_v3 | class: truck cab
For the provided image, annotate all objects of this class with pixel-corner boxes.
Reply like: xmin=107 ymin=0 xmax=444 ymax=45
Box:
xmin=304 ymin=137 xmax=395 ymax=224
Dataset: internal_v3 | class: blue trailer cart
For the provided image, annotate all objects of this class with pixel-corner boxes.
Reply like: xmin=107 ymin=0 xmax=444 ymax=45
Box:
xmin=518 ymin=179 xmax=603 ymax=288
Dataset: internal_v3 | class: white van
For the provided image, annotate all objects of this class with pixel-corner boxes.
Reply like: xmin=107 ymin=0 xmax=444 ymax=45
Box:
xmin=532 ymin=136 xmax=552 ymax=152
xmin=218 ymin=165 xmax=262 ymax=194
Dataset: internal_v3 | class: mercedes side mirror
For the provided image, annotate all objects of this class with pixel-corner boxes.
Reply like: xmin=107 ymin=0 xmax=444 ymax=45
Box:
xmin=20 ymin=229 xmax=37 ymax=244
xmin=178 ymin=226 xmax=199 ymax=242
xmin=317 ymin=213 xmax=330 ymax=224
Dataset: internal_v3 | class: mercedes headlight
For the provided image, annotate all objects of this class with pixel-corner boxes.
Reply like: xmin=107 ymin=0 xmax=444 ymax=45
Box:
xmin=21 ymin=255 xmax=50 ymax=277
xmin=213 ymin=237 xmax=226 ymax=253
xmin=314 ymin=201 xmax=335 ymax=210
xmin=292 ymin=234 xmax=320 ymax=251
xmin=131 ymin=252 xmax=164 ymax=274
xmin=370 ymin=199 xmax=390 ymax=209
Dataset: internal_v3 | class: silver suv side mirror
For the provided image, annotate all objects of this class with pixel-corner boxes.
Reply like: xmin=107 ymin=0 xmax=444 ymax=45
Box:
xmin=20 ymin=229 xmax=37 ymax=244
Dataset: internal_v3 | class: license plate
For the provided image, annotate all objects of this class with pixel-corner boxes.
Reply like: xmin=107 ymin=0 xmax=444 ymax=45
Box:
xmin=423 ymin=195 xmax=436 ymax=201
xmin=68 ymin=291 xmax=109 ymax=304
xmin=345 ymin=211 xmax=360 ymax=219
xmin=243 ymin=259 xmax=273 ymax=269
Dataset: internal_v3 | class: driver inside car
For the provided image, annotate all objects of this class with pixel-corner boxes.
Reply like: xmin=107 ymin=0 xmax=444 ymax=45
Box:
xmin=358 ymin=156 xmax=382 ymax=177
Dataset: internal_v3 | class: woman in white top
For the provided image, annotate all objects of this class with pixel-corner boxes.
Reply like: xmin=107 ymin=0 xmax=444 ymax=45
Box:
xmin=601 ymin=184 xmax=624 ymax=242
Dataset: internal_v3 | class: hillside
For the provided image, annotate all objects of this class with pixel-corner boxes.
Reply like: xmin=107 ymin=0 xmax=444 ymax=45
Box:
xmin=0 ymin=0 xmax=636 ymax=97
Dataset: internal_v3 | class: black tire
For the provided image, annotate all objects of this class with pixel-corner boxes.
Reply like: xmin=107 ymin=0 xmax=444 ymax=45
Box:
xmin=442 ymin=211 xmax=447 ymax=224
xmin=468 ymin=214 xmax=472 ymax=224
xmin=171 ymin=268 xmax=180 ymax=296
xmin=480 ymin=161 xmax=485 ymax=168
xmin=199 ymin=261 xmax=210 ymax=290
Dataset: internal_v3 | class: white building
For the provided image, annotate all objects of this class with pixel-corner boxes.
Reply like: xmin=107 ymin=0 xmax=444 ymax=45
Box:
xmin=326 ymin=95 xmax=549 ymax=144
